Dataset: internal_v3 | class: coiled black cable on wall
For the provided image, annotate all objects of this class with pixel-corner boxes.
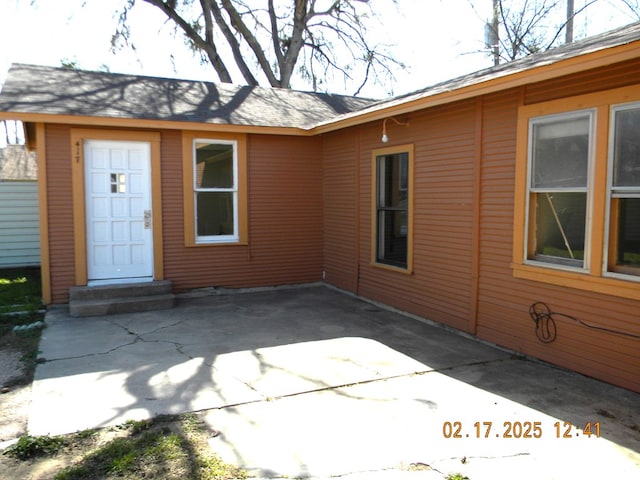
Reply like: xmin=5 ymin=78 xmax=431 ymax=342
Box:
xmin=529 ymin=301 xmax=640 ymax=344
xmin=529 ymin=302 xmax=557 ymax=343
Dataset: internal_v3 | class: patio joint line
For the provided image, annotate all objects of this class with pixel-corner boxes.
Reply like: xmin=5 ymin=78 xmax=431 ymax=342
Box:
xmin=204 ymin=357 xmax=516 ymax=412
xmin=312 ymin=464 xmax=441 ymax=479
xmin=257 ymin=459 xmax=496 ymax=479
xmin=427 ymin=356 xmax=515 ymax=375
xmin=428 ymin=451 xmax=532 ymax=466
xmin=235 ymin=369 xmax=432 ymax=405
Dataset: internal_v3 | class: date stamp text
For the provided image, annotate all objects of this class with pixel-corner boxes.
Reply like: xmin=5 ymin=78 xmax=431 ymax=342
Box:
xmin=442 ymin=420 xmax=600 ymax=439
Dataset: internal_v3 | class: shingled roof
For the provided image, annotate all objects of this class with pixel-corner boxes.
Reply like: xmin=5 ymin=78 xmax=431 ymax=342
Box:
xmin=334 ymin=21 xmax=640 ymax=125
xmin=1 ymin=21 xmax=640 ymax=131
xmin=0 ymin=64 xmax=376 ymax=129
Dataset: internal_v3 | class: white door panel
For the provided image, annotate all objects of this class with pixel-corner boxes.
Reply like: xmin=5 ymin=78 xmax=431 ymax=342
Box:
xmin=85 ymin=140 xmax=153 ymax=283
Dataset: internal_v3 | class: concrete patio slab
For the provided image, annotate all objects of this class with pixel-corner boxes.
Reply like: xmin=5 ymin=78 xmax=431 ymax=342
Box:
xmin=28 ymin=285 xmax=640 ymax=479
xmin=204 ymin=371 xmax=639 ymax=480
xmin=210 ymin=336 xmax=428 ymax=398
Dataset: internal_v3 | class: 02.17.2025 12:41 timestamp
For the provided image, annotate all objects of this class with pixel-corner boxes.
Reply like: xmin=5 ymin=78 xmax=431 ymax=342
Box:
xmin=442 ymin=420 xmax=600 ymax=439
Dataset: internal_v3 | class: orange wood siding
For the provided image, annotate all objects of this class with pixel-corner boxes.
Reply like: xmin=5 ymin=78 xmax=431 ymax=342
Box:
xmin=323 ymin=129 xmax=359 ymax=292
xmin=44 ymin=128 xmax=322 ymax=302
xmin=162 ymin=132 xmax=323 ymax=291
xmin=350 ymin=101 xmax=477 ymax=333
xmin=476 ymin=88 xmax=640 ymax=393
xmin=322 ymin=67 xmax=640 ymax=392
xmin=45 ymin=124 xmax=76 ymax=304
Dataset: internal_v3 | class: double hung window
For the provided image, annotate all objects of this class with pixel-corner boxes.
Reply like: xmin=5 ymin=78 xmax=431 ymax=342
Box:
xmin=514 ymin=86 xmax=640 ymax=300
xmin=372 ymin=145 xmax=413 ymax=272
xmin=526 ymin=112 xmax=593 ymax=269
xmin=608 ymin=104 xmax=640 ymax=275
xmin=194 ymin=140 xmax=238 ymax=242
xmin=182 ymin=132 xmax=247 ymax=246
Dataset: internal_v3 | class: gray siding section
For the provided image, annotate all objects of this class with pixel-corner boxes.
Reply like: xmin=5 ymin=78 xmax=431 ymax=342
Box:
xmin=0 ymin=181 xmax=40 ymax=267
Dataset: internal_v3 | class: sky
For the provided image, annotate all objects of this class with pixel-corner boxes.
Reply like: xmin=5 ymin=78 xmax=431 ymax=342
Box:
xmin=0 ymin=0 xmax=638 ymax=101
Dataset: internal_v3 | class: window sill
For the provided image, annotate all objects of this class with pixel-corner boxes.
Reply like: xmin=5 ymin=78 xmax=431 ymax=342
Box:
xmin=371 ymin=262 xmax=413 ymax=275
xmin=187 ymin=241 xmax=248 ymax=247
xmin=511 ymin=262 xmax=640 ymax=301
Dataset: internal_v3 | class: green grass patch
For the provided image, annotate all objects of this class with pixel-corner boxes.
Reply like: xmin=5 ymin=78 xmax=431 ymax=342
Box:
xmin=3 ymin=434 xmax=67 ymax=460
xmin=446 ymin=474 xmax=470 ymax=480
xmin=54 ymin=430 xmax=190 ymax=479
xmin=51 ymin=414 xmax=246 ymax=480
xmin=0 ymin=267 xmax=44 ymax=386
xmin=0 ymin=267 xmax=43 ymax=314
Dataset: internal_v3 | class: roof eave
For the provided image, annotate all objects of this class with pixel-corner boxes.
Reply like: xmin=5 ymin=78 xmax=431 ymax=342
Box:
xmin=309 ymin=38 xmax=640 ymax=135
xmin=0 ymin=111 xmax=311 ymax=136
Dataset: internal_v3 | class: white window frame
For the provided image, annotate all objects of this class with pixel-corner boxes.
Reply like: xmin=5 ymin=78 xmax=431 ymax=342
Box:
xmin=604 ymin=101 xmax=640 ymax=280
xmin=193 ymin=138 xmax=239 ymax=244
xmin=513 ymin=85 xmax=640 ymax=301
xmin=524 ymin=109 xmax=596 ymax=273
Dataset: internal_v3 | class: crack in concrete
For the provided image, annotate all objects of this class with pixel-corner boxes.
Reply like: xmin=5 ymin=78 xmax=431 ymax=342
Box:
xmin=40 ymin=339 xmax=141 ymax=362
xmin=40 ymin=319 xmax=190 ymax=363
xmin=128 ymin=318 xmax=188 ymax=337
xmin=38 ymin=318 xmax=273 ymax=404
xmin=39 ymin=318 xmax=514 ymax=423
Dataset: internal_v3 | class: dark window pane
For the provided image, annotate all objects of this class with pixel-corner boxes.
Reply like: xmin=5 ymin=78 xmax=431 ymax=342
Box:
xmin=376 ymin=152 xmax=409 ymax=268
xmin=195 ymin=143 xmax=234 ymax=188
xmin=531 ymin=116 xmax=590 ymax=189
xmin=613 ymin=108 xmax=640 ymax=187
xmin=377 ymin=153 xmax=408 ymax=208
xmin=614 ymin=198 xmax=640 ymax=270
xmin=196 ymin=192 xmax=234 ymax=236
xmin=533 ymin=192 xmax=586 ymax=266
xmin=377 ymin=210 xmax=407 ymax=268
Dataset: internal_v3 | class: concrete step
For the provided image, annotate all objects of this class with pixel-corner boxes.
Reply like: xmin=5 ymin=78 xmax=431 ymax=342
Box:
xmin=69 ymin=280 xmax=173 ymax=302
xmin=69 ymin=293 xmax=176 ymax=317
xmin=68 ymin=281 xmax=175 ymax=317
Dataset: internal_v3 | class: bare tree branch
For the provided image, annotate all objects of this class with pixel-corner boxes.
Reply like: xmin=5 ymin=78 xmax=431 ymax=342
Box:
xmin=140 ymin=0 xmax=233 ymax=82
xmin=618 ymin=0 xmax=640 ymax=19
xmin=279 ymin=0 xmax=309 ymax=87
xmin=545 ymin=0 xmax=602 ymax=49
xmin=268 ymin=0 xmax=284 ymax=68
xmin=204 ymin=0 xmax=259 ymax=85
xmin=112 ymin=0 xmax=403 ymax=95
xmin=220 ymin=0 xmax=280 ymax=86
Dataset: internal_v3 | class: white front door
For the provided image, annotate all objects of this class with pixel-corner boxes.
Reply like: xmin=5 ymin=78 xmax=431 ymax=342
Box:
xmin=85 ymin=140 xmax=153 ymax=284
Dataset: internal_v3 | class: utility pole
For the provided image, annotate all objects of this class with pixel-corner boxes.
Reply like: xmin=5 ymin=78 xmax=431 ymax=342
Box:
xmin=566 ymin=0 xmax=575 ymax=43
xmin=485 ymin=0 xmax=500 ymax=65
